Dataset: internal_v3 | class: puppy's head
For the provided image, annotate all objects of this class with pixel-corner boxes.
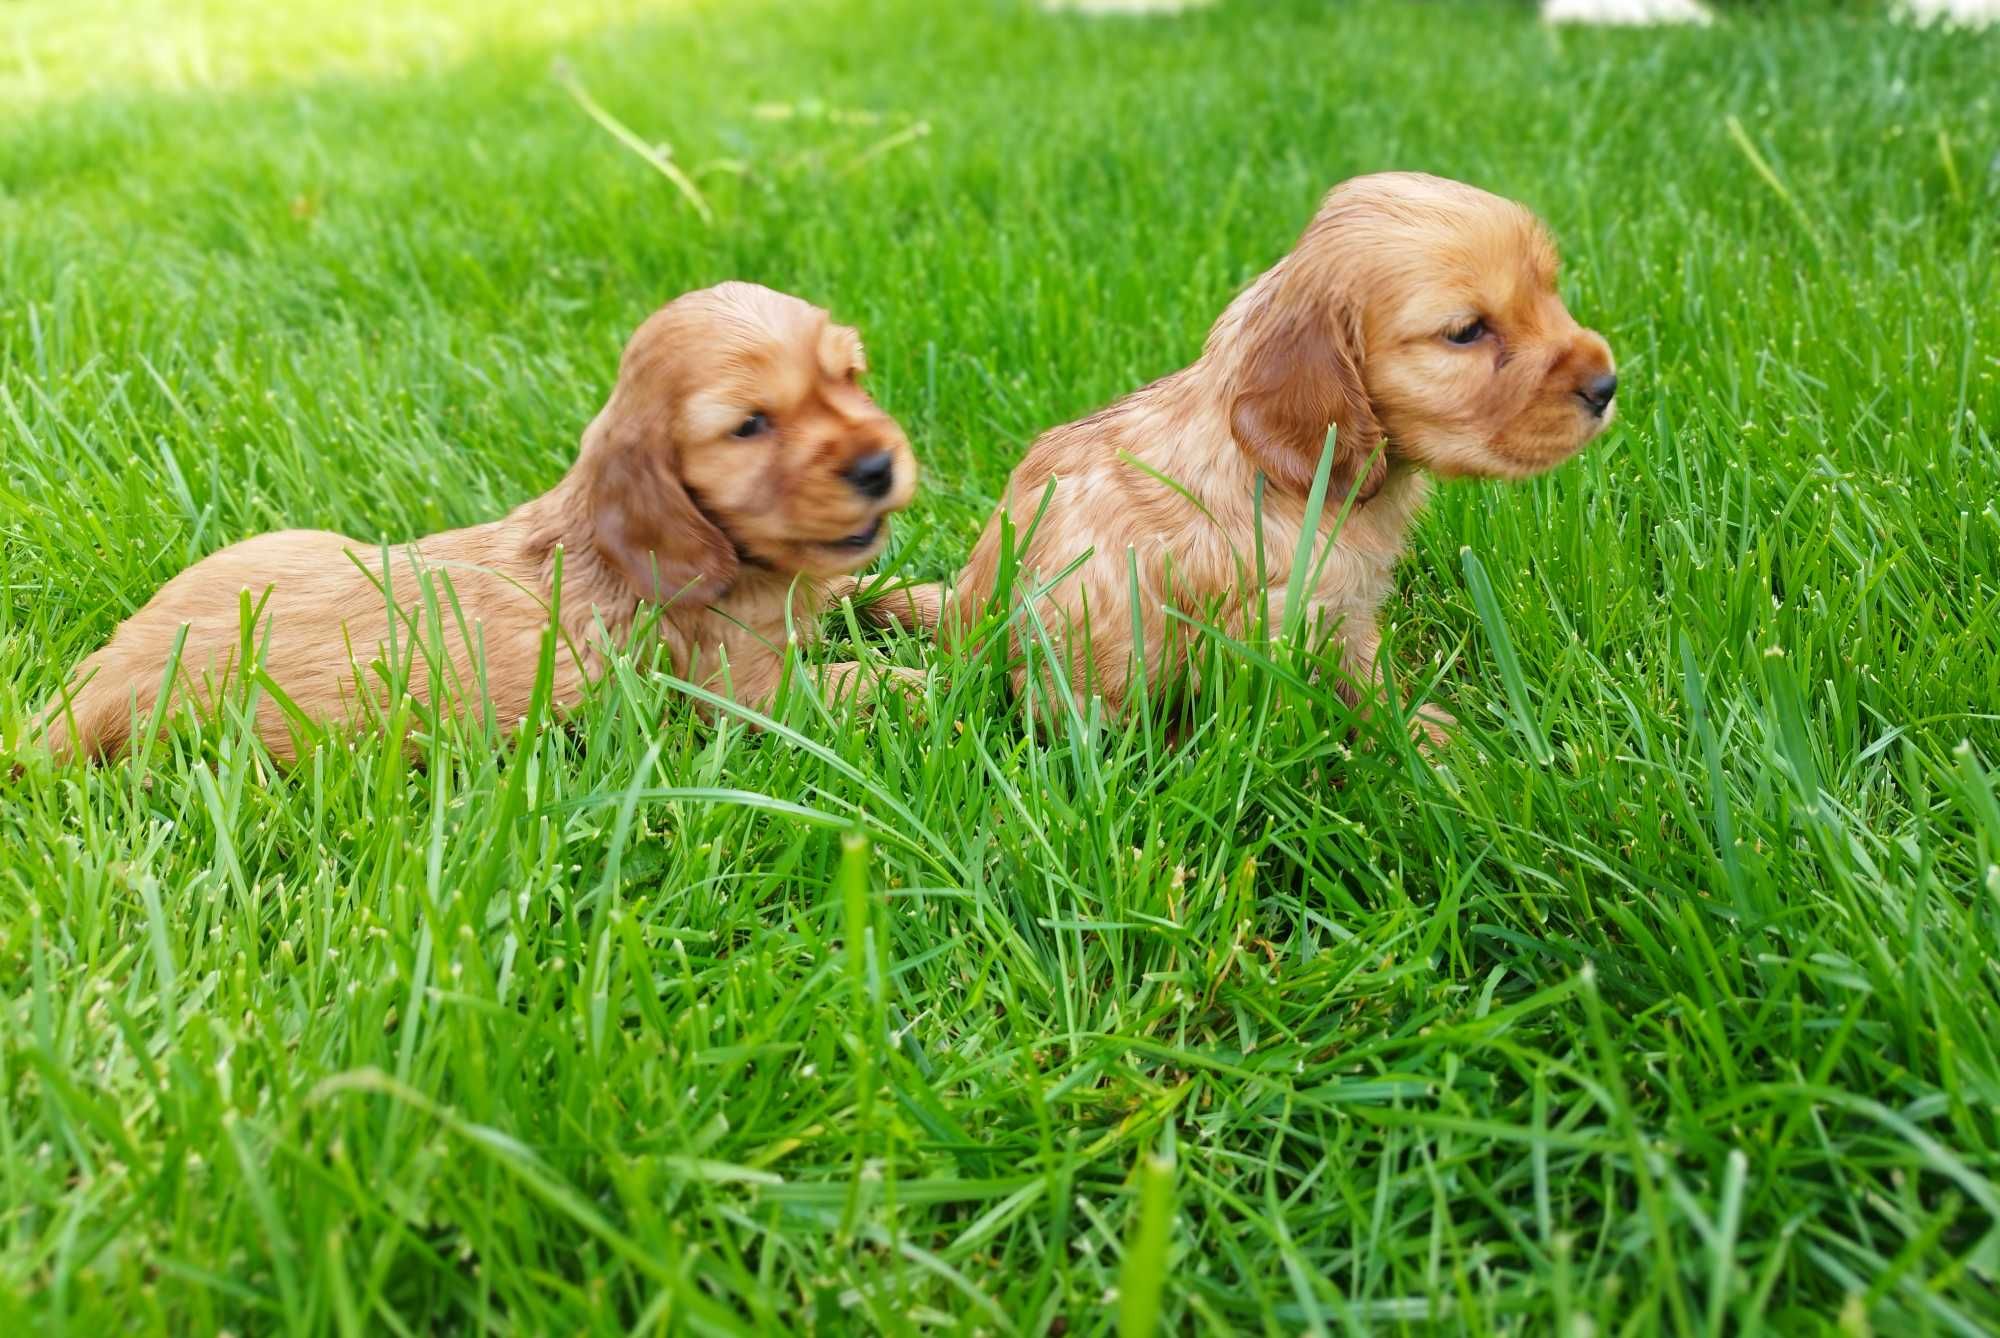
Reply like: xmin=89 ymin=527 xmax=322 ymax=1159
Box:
xmin=580 ymin=282 xmax=917 ymax=605
xmin=1225 ymin=172 xmax=1615 ymax=502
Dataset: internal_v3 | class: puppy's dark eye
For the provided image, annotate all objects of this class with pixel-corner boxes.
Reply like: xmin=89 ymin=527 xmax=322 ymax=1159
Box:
xmin=732 ymin=413 xmax=769 ymax=439
xmin=1445 ymin=319 xmax=1487 ymax=346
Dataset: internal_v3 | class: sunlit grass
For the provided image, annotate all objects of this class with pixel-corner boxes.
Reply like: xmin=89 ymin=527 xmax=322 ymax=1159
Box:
xmin=3 ymin=0 xmax=1999 ymax=1331
xmin=0 ymin=0 xmax=681 ymax=104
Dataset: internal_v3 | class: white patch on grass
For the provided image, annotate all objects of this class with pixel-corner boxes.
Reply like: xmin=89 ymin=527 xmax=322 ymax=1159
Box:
xmin=1041 ymin=0 xmax=1215 ymax=13
xmin=1899 ymin=0 xmax=2000 ymax=26
xmin=1542 ymin=0 xmax=1711 ymax=24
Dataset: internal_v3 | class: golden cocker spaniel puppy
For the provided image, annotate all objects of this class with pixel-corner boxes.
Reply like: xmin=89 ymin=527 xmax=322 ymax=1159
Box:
xmin=43 ymin=282 xmax=920 ymax=763
xmin=867 ymin=172 xmax=1615 ymax=737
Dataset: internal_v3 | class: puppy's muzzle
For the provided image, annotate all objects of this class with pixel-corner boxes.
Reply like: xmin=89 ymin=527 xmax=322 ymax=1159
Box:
xmin=843 ymin=449 xmax=898 ymax=500
xmin=1576 ymin=372 xmax=1617 ymax=418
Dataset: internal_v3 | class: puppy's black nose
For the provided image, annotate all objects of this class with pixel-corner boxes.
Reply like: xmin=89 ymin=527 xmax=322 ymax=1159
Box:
xmin=844 ymin=450 xmax=896 ymax=500
xmin=1578 ymin=372 xmax=1618 ymax=417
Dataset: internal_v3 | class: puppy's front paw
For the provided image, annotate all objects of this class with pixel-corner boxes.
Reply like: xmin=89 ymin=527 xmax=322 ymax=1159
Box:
xmin=817 ymin=661 xmax=932 ymax=714
xmin=1414 ymin=703 xmax=1456 ymax=751
xmin=869 ymin=582 xmax=948 ymax=634
xmin=870 ymin=664 xmax=931 ymax=703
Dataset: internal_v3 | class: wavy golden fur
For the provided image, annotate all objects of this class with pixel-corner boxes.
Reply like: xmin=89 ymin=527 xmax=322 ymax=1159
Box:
xmin=864 ymin=172 xmax=1617 ymax=738
xmin=42 ymin=282 xmax=921 ymax=763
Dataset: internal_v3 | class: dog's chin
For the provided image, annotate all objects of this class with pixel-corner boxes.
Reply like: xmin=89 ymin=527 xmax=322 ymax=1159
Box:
xmin=794 ymin=515 xmax=891 ymax=576
xmin=1416 ymin=409 xmax=1608 ymax=481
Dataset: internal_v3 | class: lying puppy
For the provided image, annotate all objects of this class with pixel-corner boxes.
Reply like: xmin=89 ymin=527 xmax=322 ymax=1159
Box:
xmin=42 ymin=282 xmax=920 ymax=763
xmin=868 ymin=173 xmax=1613 ymax=737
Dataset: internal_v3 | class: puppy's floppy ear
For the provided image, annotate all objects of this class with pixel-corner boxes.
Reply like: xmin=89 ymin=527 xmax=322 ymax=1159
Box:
xmin=1228 ymin=289 xmax=1386 ymax=504
xmin=588 ymin=409 xmax=739 ymax=607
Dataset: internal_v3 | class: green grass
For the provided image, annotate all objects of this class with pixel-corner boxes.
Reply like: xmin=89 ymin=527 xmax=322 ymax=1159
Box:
xmin=4 ymin=0 xmax=1999 ymax=1330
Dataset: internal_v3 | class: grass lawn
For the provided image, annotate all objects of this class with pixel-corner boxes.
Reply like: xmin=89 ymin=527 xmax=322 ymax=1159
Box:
xmin=4 ymin=0 xmax=2000 ymax=1330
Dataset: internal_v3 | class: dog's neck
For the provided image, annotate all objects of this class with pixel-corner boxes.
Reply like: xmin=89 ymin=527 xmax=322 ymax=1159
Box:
xmin=515 ymin=465 xmax=619 ymax=574
xmin=1197 ymin=274 xmax=1280 ymax=379
xmin=508 ymin=468 xmax=824 ymax=640
xmin=1149 ymin=349 xmax=1415 ymax=505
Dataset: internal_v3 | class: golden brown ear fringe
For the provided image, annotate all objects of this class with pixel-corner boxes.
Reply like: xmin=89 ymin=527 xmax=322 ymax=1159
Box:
xmin=1227 ymin=296 xmax=1386 ymax=504
xmin=588 ymin=414 xmax=738 ymax=607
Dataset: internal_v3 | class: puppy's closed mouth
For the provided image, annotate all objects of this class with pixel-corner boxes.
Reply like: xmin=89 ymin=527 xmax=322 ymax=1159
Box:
xmin=827 ymin=516 xmax=885 ymax=550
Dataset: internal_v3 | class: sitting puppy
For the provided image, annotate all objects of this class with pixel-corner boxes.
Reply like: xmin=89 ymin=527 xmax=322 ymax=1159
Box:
xmin=42 ymin=282 xmax=920 ymax=763
xmin=867 ymin=173 xmax=1613 ymax=737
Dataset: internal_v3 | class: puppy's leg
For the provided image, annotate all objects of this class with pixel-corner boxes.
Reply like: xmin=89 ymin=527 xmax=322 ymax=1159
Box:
xmin=1268 ymin=595 xmax=1452 ymax=749
xmin=1338 ymin=622 xmax=1454 ymax=749
xmin=873 ymin=582 xmax=946 ymax=632
xmin=816 ymin=660 xmax=929 ymax=706
xmin=40 ymin=641 xmax=160 ymax=764
xmin=825 ymin=577 xmax=948 ymax=633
